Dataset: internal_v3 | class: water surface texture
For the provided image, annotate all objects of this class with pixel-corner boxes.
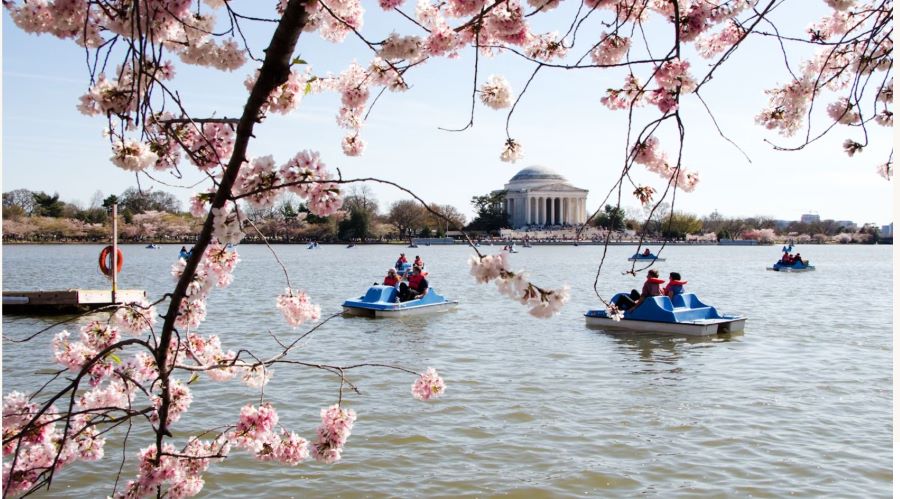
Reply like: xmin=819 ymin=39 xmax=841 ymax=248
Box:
xmin=2 ymin=244 xmax=892 ymax=497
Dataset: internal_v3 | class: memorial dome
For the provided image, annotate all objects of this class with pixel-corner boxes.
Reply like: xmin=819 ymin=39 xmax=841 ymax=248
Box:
xmin=509 ymin=165 xmax=567 ymax=183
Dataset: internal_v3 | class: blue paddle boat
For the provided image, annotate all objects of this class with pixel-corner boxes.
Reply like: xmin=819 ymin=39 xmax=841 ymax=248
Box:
xmin=342 ymin=285 xmax=458 ymax=317
xmin=585 ymin=293 xmax=745 ymax=336
xmin=767 ymin=260 xmax=815 ymax=272
xmin=627 ymin=252 xmax=665 ymax=262
xmin=395 ymin=261 xmax=413 ymax=276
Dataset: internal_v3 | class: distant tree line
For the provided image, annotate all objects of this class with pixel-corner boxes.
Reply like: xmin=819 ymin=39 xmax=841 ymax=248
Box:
xmin=2 ymin=187 xmax=881 ymax=244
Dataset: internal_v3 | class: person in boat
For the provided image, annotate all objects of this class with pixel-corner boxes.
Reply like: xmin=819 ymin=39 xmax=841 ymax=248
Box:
xmin=395 ymin=253 xmax=408 ymax=270
xmin=398 ymin=265 xmax=429 ymax=302
xmin=780 ymin=251 xmax=792 ymax=264
xmin=642 ymin=248 xmax=651 ymax=257
xmin=664 ymin=272 xmax=687 ymax=299
xmin=179 ymin=246 xmax=191 ymax=260
xmin=792 ymin=253 xmax=803 ymax=265
xmin=615 ymin=269 xmax=666 ymax=311
xmin=413 ymin=255 xmax=424 ymax=269
xmin=382 ymin=268 xmax=401 ymax=287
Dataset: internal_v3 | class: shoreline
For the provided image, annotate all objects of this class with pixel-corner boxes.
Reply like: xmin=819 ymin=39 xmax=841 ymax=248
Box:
xmin=1 ymin=240 xmax=889 ymax=246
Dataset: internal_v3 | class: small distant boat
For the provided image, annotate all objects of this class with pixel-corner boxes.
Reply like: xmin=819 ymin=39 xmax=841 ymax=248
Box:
xmin=522 ymin=241 xmax=532 ymax=248
xmin=145 ymin=244 xmax=160 ymax=249
xmin=307 ymin=242 xmax=319 ymax=249
xmin=628 ymin=252 xmax=665 ymax=262
xmin=585 ymin=293 xmax=746 ymax=337
xmin=346 ymin=243 xmax=355 ymax=248
xmin=767 ymin=260 xmax=815 ymax=272
xmin=178 ymin=249 xmax=193 ymax=260
xmin=408 ymin=243 xmax=419 ymax=248
xmin=395 ymin=261 xmax=413 ymax=276
xmin=342 ymin=285 xmax=458 ymax=317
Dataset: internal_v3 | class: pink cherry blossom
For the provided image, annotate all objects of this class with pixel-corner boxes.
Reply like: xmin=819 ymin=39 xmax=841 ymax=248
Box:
xmin=412 ymin=368 xmax=446 ymax=401
xmin=110 ymin=139 xmax=159 ymax=172
xmin=276 ymin=289 xmax=322 ymax=327
xmin=500 ymin=138 xmax=524 ymax=163
xmin=591 ymin=33 xmax=630 ymax=65
xmin=112 ymin=301 xmax=157 ymax=335
xmin=311 ymin=404 xmax=357 ymax=464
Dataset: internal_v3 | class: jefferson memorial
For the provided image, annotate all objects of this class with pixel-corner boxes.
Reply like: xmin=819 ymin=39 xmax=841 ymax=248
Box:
xmin=498 ymin=165 xmax=589 ymax=229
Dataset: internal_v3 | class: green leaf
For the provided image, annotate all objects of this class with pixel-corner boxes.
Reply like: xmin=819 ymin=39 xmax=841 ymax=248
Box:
xmin=304 ymin=82 xmax=312 ymax=96
xmin=108 ymin=353 xmax=122 ymax=365
xmin=188 ymin=373 xmax=200 ymax=385
xmin=291 ymin=57 xmax=307 ymax=66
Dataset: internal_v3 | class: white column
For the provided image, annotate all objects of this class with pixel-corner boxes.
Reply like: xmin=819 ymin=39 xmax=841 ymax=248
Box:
xmin=540 ymin=197 xmax=545 ymax=225
xmin=551 ymin=197 xmax=556 ymax=225
xmin=525 ymin=196 xmax=530 ymax=225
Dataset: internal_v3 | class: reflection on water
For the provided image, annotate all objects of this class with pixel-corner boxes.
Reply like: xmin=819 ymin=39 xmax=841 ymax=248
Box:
xmin=1 ymin=243 xmax=892 ymax=497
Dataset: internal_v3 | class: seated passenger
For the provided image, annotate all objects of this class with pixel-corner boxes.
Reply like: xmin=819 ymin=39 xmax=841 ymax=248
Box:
xmin=642 ymin=248 xmax=651 ymax=256
xmin=395 ymin=253 xmax=408 ymax=270
xmin=781 ymin=252 xmax=792 ymax=263
xmin=398 ymin=266 xmax=429 ymax=302
xmin=413 ymin=255 xmax=425 ymax=269
xmin=382 ymin=268 xmax=400 ymax=287
xmin=792 ymin=253 xmax=802 ymax=265
xmin=615 ymin=269 xmax=665 ymax=311
xmin=664 ymin=272 xmax=687 ymax=299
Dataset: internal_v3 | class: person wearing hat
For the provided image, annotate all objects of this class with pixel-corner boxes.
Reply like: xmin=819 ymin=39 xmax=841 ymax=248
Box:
xmin=383 ymin=268 xmax=401 ymax=287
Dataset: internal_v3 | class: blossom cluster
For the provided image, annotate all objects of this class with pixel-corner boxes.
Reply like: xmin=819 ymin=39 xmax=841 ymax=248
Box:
xmin=2 ymin=393 xmax=105 ymax=496
xmin=411 ymin=368 xmax=446 ymax=401
xmin=171 ymin=242 xmax=241 ymax=330
xmin=229 ymin=402 xmax=309 ymax=464
xmin=311 ymin=404 xmax=357 ymax=464
xmin=232 ymin=150 xmax=344 ymax=218
xmin=630 ymin=136 xmax=700 ymax=193
xmin=479 ymin=75 xmax=514 ymax=110
xmin=468 ymin=253 xmax=570 ymax=318
xmin=591 ymin=33 xmax=630 ymax=66
xmin=755 ymin=0 xmax=892 ymax=168
xmin=116 ymin=439 xmax=226 ymax=499
xmin=276 ymin=288 xmax=322 ymax=328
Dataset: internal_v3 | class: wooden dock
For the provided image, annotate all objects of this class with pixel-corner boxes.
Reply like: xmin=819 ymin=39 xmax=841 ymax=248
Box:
xmin=2 ymin=289 xmax=148 ymax=315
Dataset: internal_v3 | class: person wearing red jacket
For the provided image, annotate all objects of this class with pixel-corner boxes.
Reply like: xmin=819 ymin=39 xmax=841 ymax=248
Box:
xmin=382 ymin=268 xmax=400 ymax=287
xmin=615 ymin=269 xmax=665 ymax=311
xmin=398 ymin=266 xmax=429 ymax=302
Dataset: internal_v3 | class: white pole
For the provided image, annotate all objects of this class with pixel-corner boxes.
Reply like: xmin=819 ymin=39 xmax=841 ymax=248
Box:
xmin=112 ymin=203 xmax=118 ymax=304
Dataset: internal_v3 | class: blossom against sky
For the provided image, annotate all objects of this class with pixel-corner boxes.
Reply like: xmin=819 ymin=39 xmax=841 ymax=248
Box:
xmin=1 ymin=2 xmax=893 ymax=226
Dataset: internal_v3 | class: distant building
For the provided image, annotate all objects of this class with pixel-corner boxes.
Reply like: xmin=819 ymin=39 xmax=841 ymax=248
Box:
xmin=881 ymin=223 xmax=893 ymax=237
xmin=497 ymin=165 xmax=589 ymax=229
xmin=800 ymin=213 xmax=820 ymax=224
xmin=835 ymin=220 xmax=858 ymax=231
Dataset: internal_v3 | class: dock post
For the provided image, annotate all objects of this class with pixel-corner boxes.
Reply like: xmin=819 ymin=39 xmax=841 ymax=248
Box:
xmin=112 ymin=203 xmax=118 ymax=304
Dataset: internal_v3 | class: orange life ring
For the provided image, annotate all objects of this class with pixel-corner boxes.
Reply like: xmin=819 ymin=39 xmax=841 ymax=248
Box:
xmin=99 ymin=246 xmax=124 ymax=277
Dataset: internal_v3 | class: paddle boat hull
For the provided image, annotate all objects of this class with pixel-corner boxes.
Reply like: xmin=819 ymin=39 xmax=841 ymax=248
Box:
xmin=767 ymin=261 xmax=815 ymax=272
xmin=585 ymin=293 xmax=746 ymax=337
xmin=627 ymin=254 xmax=665 ymax=262
xmin=342 ymin=285 xmax=458 ymax=318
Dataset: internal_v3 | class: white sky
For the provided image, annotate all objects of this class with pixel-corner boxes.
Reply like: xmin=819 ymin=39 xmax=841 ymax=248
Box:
xmin=2 ymin=2 xmax=895 ymax=226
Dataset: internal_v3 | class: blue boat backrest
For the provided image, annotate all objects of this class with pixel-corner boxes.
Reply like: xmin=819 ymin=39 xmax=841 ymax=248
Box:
xmin=363 ymin=285 xmax=397 ymax=303
xmin=671 ymin=293 xmax=708 ymax=309
xmin=625 ymin=293 xmax=721 ymax=322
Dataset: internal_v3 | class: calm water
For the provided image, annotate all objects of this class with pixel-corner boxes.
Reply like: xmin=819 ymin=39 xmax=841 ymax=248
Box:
xmin=2 ymin=243 xmax=892 ymax=498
